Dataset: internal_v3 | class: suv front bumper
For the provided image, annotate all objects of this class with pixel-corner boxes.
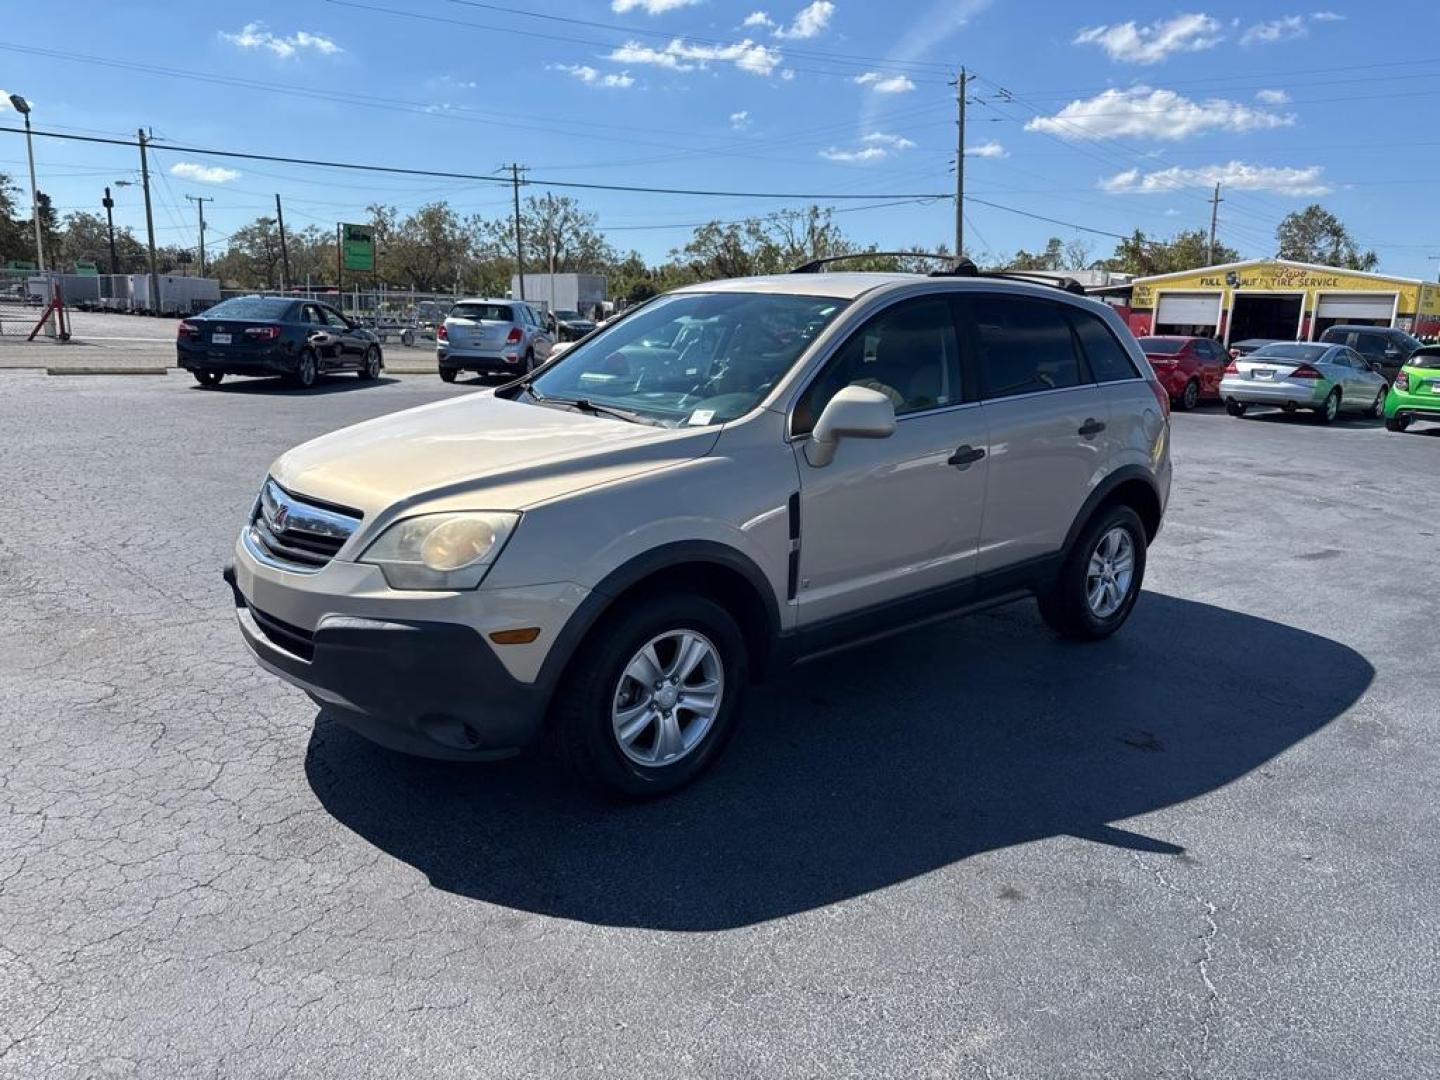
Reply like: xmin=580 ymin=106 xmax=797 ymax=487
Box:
xmin=224 ymin=560 xmax=580 ymax=761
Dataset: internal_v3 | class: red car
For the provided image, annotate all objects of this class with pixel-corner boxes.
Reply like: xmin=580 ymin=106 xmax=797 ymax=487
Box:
xmin=1136 ymin=335 xmax=1228 ymax=411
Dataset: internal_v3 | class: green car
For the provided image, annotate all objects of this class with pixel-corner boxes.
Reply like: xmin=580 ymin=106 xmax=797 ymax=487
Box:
xmin=1385 ymin=346 xmax=1440 ymax=432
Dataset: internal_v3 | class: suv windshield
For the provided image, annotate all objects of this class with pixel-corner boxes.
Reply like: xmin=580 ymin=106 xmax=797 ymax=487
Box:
xmin=1252 ymin=343 xmax=1327 ymax=362
xmin=1137 ymin=338 xmax=1185 ymax=354
xmin=202 ymin=296 xmax=295 ymax=320
xmin=450 ymin=303 xmax=513 ymax=322
xmin=528 ymin=291 xmax=847 ymax=427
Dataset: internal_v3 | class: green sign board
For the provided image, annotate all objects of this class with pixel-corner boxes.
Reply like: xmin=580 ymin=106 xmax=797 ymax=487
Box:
xmin=5 ymin=259 xmax=36 ymax=271
xmin=341 ymin=223 xmax=375 ymax=272
xmin=75 ymin=261 xmax=99 ymax=276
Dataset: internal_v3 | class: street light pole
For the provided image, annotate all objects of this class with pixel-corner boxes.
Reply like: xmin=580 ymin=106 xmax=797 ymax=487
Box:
xmin=9 ymin=94 xmax=45 ymax=272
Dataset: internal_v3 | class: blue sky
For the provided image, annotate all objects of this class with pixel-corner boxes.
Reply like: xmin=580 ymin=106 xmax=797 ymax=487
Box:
xmin=3 ymin=1 xmax=1438 ymax=277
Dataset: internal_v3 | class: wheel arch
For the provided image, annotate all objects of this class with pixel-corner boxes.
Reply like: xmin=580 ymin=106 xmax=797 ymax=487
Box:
xmin=535 ymin=541 xmax=783 ymax=704
xmin=1063 ymin=467 xmax=1163 ymax=557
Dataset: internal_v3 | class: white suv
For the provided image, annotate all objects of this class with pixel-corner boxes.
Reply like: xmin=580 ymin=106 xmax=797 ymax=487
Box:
xmin=226 ymin=267 xmax=1172 ymax=797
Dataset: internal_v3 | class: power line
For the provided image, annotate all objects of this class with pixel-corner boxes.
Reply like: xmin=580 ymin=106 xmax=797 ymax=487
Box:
xmin=0 ymin=126 xmax=951 ymax=200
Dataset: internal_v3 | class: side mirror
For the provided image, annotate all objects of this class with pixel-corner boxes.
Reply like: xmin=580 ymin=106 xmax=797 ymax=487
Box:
xmin=804 ymin=385 xmax=897 ymax=468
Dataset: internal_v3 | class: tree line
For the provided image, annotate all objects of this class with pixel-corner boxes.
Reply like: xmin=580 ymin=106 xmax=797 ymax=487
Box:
xmin=0 ymin=170 xmax=1383 ymax=296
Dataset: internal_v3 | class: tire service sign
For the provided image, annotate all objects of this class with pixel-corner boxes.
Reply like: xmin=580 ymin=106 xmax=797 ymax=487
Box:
xmin=341 ymin=224 xmax=375 ymax=272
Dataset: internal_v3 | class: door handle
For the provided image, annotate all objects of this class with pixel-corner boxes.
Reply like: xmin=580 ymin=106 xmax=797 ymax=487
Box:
xmin=947 ymin=445 xmax=986 ymax=469
xmin=1078 ymin=419 xmax=1106 ymax=438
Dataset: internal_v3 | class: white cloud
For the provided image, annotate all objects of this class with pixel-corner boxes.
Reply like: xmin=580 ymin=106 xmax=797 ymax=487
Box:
xmin=854 ymin=71 xmax=916 ymax=94
xmin=743 ymin=11 xmax=775 ymax=28
xmin=607 ymin=37 xmax=783 ymax=76
xmin=611 ymin=0 xmax=701 ymax=13
xmin=730 ymin=109 xmax=751 ymax=130
xmin=1026 ymin=86 xmax=1294 ymax=141
xmin=1241 ymin=15 xmax=1307 ymax=46
xmin=220 ymin=23 xmax=341 ymax=59
xmin=1255 ymin=88 xmax=1291 ymax=105
xmin=1101 ymin=161 xmax=1331 ymax=196
xmin=1074 ymin=14 xmax=1223 ymax=64
xmin=551 ymin=63 xmax=635 ymax=88
xmin=820 ymin=146 xmax=889 ymax=163
xmin=965 ymin=140 xmax=1008 ymax=158
xmin=821 ymin=131 xmax=915 ymax=163
xmin=170 ymin=162 xmax=241 ymax=184
xmin=775 ymin=1 xmax=834 ymax=39
xmin=863 ymin=131 xmax=916 ymax=149
xmin=1311 ymin=11 xmax=1346 ymax=21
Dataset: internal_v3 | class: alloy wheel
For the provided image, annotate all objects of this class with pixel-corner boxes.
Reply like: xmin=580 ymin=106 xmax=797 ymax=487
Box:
xmin=611 ymin=629 xmax=724 ymax=767
xmin=1086 ymin=526 xmax=1135 ymax=620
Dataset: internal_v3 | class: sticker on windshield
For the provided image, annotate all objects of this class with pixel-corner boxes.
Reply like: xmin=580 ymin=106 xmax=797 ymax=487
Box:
xmin=687 ymin=409 xmax=716 ymax=426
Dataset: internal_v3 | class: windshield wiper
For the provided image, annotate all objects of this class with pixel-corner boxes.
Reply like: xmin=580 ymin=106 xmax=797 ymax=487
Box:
xmin=531 ymin=392 xmax=664 ymax=427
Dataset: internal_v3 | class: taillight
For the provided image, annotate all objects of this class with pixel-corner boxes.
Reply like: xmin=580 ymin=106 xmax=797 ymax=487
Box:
xmin=437 ymin=323 xmax=448 ymax=341
xmin=1147 ymin=379 xmax=1171 ymax=419
xmin=178 ymin=320 xmax=197 ymax=338
xmin=1395 ymin=370 xmax=1409 ymax=391
xmin=1224 ymin=361 xmax=1238 ymax=374
xmin=1289 ymin=365 xmax=1322 ymax=380
xmin=1146 ymin=355 xmax=1176 ymax=368
xmin=506 ymin=326 xmax=524 ymax=344
xmin=244 ymin=325 xmax=281 ymax=341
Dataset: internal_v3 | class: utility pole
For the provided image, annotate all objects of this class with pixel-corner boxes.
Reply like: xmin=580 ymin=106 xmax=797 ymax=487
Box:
xmin=1429 ymin=255 xmax=1439 ymax=284
xmin=953 ymin=67 xmax=974 ymax=260
xmin=275 ymin=194 xmax=291 ymax=292
xmin=1207 ymin=183 xmax=1223 ymax=265
xmin=185 ymin=194 xmax=214 ymax=277
xmin=137 ymin=129 xmax=160 ymax=314
xmin=102 ymin=186 xmax=119 ymax=275
xmin=506 ymin=163 xmax=528 ymax=300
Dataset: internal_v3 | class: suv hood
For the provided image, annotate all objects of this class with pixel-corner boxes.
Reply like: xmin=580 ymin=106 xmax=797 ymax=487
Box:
xmin=270 ymin=392 xmax=719 ymax=518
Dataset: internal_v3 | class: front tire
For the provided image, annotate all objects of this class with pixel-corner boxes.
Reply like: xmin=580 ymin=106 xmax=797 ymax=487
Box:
xmin=358 ymin=346 xmax=382 ymax=380
xmin=1368 ymin=389 xmax=1386 ymax=419
xmin=1038 ymin=504 xmax=1147 ymax=642
xmin=1226 ymin=399 xmax=1248 ymax=417
xmin=1314 ymin=388 xmax=1340 ymax=424
xmin=193 ymin=370 xmax=223 ymax=389
xmin=551 ymin=594 xmax=748 ymax=799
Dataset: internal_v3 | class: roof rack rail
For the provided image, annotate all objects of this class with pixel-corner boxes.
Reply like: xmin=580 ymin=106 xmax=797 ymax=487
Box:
xmin=788 ymin=252 xmax=956 ymax=274
xmin=930 ymin=257 xmax=1087 ymax=295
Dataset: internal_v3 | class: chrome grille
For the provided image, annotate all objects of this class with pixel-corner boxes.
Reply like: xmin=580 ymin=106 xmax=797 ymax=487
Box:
xmin=245 ymin=479 xmax=361 ymax=572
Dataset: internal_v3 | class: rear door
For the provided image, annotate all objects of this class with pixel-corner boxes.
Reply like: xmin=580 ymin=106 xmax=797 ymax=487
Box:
xmin=1196 ymin=338 xmax=1226 ymax=394
xmin=792 ymin=294 xmax=988 ymax=625
xmin=965 ymin=292 xmax=1109 ymax=576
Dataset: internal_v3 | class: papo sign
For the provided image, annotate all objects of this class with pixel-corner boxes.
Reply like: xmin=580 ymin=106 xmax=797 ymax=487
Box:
xmin=341 ymin=224 xmax=375 ymax=272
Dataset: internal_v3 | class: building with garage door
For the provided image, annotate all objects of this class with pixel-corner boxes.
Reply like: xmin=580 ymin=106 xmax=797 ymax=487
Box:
xmin=1122 ymin=259 xmax=1440 ymax=345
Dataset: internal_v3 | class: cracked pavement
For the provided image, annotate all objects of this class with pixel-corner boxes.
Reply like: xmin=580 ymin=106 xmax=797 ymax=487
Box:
xmin=1 ymin=371 xmax=1437 ymax=1078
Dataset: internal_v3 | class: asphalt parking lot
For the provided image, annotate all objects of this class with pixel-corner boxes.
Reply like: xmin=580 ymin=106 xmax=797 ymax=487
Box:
xmin=1 ymin=371 xmax=1437 ymax=1079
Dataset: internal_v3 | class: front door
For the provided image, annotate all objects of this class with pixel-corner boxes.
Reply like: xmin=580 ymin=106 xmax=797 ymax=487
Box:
xmin=962 ymin=292 xmax=1110 ymax=575
xmin=791 ymin=295 xmax=989 ymax=626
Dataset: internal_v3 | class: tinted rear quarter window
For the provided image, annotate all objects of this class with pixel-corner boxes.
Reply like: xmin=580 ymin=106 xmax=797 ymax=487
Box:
xmin=1072 ymin=310 xmax=1140 ymax=383
xmin=971 ymin=295 xmax=1081 ymax=399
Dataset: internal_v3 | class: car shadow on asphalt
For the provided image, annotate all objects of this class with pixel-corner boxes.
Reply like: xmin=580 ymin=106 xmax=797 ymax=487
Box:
xmin=305 ymin=593 xmax=1373 ymax=931
xmin=196 ymin=375 xmax=402 ymax=395
xmin=1238 ymin=412 xmax=1384 ymax=432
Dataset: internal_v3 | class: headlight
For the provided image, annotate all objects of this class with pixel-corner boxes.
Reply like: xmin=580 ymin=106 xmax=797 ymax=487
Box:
xmin=359 ymin=511 xmax=518 ymax=591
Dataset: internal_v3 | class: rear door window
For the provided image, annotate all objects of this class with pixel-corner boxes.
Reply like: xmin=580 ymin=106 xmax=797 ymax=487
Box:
xmin=970 ymin=295 xmax=1083 ymax=399
xmin=1070 ymin=310 xmax=1139 ymax=383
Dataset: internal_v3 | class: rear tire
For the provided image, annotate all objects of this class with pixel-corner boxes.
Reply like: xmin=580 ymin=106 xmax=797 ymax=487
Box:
xmin=524 ymin=347 xmax=536 ymax=374
xmin=1368 ymin=389 xmax=1386 ymax=419
xmin=1177 ymin=379 xmax=1200 ymax=411
xmin=290 ymin=350 xmax=318 ymax=390
xmin=1385 ymin=415 xmax=1410 ymax=433
xmin=1225 ymin=399 xmax=1247 ymax=417
xmin=193 ymin=370 xmax=223 ymax=389
xmin=1313 ymin=388 xmax=1340 ymax=424
xmin=550 ymin=593 xmax=748 ymax=799
xmin=1038 ymin=504 xmax=1147 ymax=642
xmin=439 ymin=366 xmax=457 ymax=384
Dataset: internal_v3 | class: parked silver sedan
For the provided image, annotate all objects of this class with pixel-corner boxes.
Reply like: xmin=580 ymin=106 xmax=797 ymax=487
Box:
xmin=1221 ymin=341 xmax=1388 ymax=424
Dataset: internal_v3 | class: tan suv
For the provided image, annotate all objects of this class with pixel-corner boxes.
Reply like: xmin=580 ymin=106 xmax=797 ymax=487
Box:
xmin=225 ymin=266 xmax=1172 ymax=797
